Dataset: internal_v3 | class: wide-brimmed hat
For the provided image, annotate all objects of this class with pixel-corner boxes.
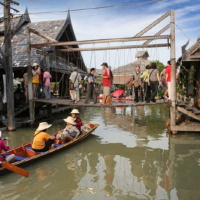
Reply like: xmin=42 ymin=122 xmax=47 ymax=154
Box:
xmin=37 ymin=122 xmax=52 ymax=131
xmin=33 ymin=63 xmax=39 ymax=67
xmin=70 ymin=109 xmax=80 ymax=114
xmin=63 ymin=116 xmax=76 ymax=125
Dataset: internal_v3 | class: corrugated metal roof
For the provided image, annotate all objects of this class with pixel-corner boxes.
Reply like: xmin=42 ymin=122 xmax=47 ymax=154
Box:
xmin=0 ymin=16 xmax=22 ymax=33
xmin=10 ymin=20 xmax=66 ymax=68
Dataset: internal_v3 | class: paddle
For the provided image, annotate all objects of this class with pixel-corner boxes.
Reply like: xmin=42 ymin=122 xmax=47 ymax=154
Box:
xmin=1 ymin=161 xmax=29 ymax=177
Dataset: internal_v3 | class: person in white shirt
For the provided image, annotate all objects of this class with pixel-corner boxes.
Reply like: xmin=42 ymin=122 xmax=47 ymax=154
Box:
xmin=69 ymin=68 xmax=82 ymax=103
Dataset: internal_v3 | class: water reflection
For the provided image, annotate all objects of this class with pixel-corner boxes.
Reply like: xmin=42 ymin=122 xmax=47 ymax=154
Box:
xmin=0 ymin=105 xmax=200 ymax=200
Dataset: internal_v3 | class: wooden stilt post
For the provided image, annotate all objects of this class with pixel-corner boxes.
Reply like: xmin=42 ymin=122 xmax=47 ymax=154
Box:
xmin=4 ymin=0 xmax=16 ymax=130
xmin=47 ymin=104 xmax=52 ymax=119
xmin=170 ymin=10 xmax=177 ymax=133
xmin=46 ymin=56 xmax=50 ymax=71
xmin=27 ymin=27 xmax=34 ymax=124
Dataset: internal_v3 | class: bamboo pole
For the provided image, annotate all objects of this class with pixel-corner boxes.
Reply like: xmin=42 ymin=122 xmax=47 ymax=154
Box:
xmin=57 ymin=43 xmax=169 ymax=52
xmin=170 ymin=10 xmax=176 ymax=133
xmin=143 ymin=24 xmax=170 ymax=45
xmin=30 ymin=35 xmax=170 ymax=48
xmin=134 ymin=11 xmax=170 ymax=37
xmin=27 ymin=27 xmax=34 ymax=124
xmin=29 ymin=28 xmax=69 ymax=49
xmin=29 ymin=28 xmax=58 ymax=43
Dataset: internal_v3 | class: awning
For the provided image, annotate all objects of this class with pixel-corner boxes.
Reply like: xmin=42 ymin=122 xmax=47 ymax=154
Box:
xmin=113 ymin=75 xmax=133 ymax=87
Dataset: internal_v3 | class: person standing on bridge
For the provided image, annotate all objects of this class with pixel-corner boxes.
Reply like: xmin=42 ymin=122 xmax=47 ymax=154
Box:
xmin=133 ymin=66 xmax=143 ymax=103
xmin=69 ymin=68 xmax=82 ymax=104
xmin=32 ymin=63 xmax=41 ymax=99
xmin=43 ymin=68 xmax=52 ymax=100
xmin=148 ymin=62 xmax=160 ymax=102
xmin=84 ymin=68 xmax=97 ymax=104
xmin=141 ymin=65 xmax=151 ymax=103
xmin=165 ymin=61 xmax=172 ymax=100
xmin=101 ymin=63 xmax=112 ymax=105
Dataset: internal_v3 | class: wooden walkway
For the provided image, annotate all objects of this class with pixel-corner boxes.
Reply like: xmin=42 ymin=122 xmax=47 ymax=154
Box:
xmin=34 ymin=98 xmax=165 ymax=107
xmin=171 ymin=100 xmax=200 ymax=132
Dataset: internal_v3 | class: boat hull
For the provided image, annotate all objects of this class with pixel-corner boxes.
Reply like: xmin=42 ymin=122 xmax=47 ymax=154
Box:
xmin=0 ymin=123 xmax=98 ymax=175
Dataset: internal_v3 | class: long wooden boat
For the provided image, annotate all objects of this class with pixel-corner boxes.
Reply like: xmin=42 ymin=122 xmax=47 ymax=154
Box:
xmin=0 ymin=123 xmax=98 ymax=175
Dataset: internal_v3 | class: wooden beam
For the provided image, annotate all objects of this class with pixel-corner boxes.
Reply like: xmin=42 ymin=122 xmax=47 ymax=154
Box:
xmin=30 ymin=35 xmax=170 ymax=48
xmin=4 ymin=0 xmax=16 ymax=130
xmin=143 ymin=24 xmax=170 ymax=45
xmin=29 ymin=28 xmax=69 ymax=49
xmin=33 ymin=98 xmax=165 ymax=107
xmin=177 ymin=106 xmax=200 ymax=122
xmin=171 ymin=125 xmax=200 ymax=132
xmin=170 ymin=10 xmax=176 ymax=127
xmin=57 ymin=43 xmax=170 ymax=52
xmin=29 ymin=28 xmax=58 ymax=43
xmin=170 ymin=137 xmax=200 ymax=144
xmin=134 ymin=11 xmax=170 ymax=37
xmin=27 ymin=27 xmax=34 ymax=124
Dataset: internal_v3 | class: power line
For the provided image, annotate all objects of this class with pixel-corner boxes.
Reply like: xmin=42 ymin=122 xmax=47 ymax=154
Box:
xmin=12 ymin=0 xmax=164 ymax=15
xmin=175 ymin=23 xmax=196 ymax=44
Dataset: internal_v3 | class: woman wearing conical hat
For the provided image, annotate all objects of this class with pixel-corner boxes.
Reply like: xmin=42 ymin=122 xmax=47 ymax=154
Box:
xmin=58 ymin=116 xmax=80 ymax=143
xmin=32 ymin=122 xmax=55 ymax=152
xmin=70 ymin=109 xmax=82 ymax=132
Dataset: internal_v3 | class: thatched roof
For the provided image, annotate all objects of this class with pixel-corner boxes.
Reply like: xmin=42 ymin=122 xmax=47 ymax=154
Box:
xmin=112 ymin=60 xmax=150 ymax=75
xmin=113 ymin=51 xmax=150 ymax=75
xmin=135 ymin=50 xmax=149 ymax=58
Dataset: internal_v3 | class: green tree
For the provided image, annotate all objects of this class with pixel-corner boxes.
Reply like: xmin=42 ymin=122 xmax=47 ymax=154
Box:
xmin=150 ymin=60 xmax=165 ymax=73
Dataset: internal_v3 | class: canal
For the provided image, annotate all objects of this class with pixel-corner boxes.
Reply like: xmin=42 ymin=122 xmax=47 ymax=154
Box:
xmin=0 ymin=105 xmax=200 ymax=200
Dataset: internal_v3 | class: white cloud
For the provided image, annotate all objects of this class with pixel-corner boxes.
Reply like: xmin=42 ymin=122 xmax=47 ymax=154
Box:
xmin=2 ymin=0 xmax=199 ymax=69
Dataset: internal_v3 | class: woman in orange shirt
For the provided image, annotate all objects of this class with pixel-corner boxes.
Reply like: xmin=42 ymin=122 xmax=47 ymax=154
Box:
xmin=32 ymin=122 xmax=55 ymax=152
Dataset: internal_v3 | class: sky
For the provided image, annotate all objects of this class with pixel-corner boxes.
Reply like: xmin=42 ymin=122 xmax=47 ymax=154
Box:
xmin=1 ymin=0 xmax=200 ymax=69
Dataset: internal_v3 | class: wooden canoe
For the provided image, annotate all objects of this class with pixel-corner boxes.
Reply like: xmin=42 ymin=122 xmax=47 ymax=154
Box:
xmin=0 ymin=123 xmax=98 ymax=175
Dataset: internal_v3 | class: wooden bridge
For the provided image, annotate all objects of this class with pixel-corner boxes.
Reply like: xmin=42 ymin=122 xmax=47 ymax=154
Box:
xmin=34 ymin=98 xmax=166 ymax=107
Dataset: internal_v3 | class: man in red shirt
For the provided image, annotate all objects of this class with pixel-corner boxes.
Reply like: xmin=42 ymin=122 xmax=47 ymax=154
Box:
xmin=165 ymin=61 xmax=172 ymax=99
xmin=101 ymin=63 xmax=111 ymax=105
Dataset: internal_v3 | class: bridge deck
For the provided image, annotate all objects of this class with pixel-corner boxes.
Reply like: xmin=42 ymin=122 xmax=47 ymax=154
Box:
xmin=34 ymin=98 xmax=165 ymax=107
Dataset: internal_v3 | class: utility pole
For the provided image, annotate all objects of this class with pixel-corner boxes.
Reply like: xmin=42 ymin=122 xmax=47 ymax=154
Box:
xmin=170 ymin=10 xmax=176 ymax=133
xmin=1 ymin=0 xmax=19 ymax=130
xmin=27 ymin=27 xmax=34 ymax=124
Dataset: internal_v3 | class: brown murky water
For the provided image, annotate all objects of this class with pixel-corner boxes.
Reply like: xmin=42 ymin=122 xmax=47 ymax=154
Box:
xmin=1 ymin=105 xmax=200 ymax=200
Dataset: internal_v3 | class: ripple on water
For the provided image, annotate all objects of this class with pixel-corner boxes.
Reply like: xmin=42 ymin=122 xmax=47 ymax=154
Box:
xmin=1 ymin=106 xmax=200 ymax=200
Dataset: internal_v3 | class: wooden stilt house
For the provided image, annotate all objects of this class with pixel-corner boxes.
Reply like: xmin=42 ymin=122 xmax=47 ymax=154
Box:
xmin=0 ymin=8 xmax=87 ymax=97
